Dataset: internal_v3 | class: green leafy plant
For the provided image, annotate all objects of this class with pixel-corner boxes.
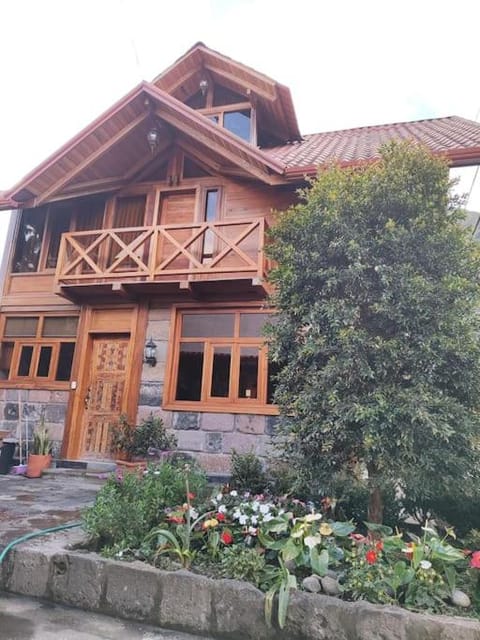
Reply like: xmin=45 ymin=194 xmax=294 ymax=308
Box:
xmin=230 ymin=449 xmax=266 ymax=494
xmin=31 ymin=427 xmax=52 ymax=455
xmin=131 ymin=413 xmax=177 ymax=458
xmin=267 ymin=141 xmax=480 ymax=524
xmin=83 ymin=461 xmax=207 ymax=552
xmin=264 ymin=559 xmax=297 ymax=629
xmin=220 ymin=546 xmax=267 ymax=587
xmin=109 ymin=414 xmax=135 ymax=459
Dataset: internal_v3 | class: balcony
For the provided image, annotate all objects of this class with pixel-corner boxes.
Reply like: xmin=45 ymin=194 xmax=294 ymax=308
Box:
xmin=54 ymin=218 xmax=270 ymax=300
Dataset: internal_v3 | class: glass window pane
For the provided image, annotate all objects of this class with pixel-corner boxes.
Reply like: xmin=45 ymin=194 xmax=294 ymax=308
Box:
xmin=203 ymin=190 xmax=218 ymax=260
xmin=182 ymin=314 xmax=234 ymax=338
xmin=0 ymin=342 xmax=14 ymax=379
xmin=238 ymin=346 xmax=259 ymax=399
xmin=176 ymin=343 xmax=204 ymax=401
xmin=4 ymin=317 xmax=38 ymax=337
xmin=36 ymin=346 xmax=52 ymax=377
xmin=17 ymin=345 xmax=33 ymax=377
xmin=210 ymin=346 xmax=231 ymax=398
xmin=224 ymin=110 xmax=251 ymax=142
xmin=12 ymin=209 xmax=46 ymax=273
xmin=42 ymin=316 xmax=78 ymax=337
xmin=46 ymin=210 xmax=71 ymax=268
xmin=239 ymin=313 xmax=270 ymax=337
xmin=56 ymin=342 xmax=75 ymax=381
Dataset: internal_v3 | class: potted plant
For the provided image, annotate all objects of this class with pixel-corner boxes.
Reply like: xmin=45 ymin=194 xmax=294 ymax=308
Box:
xmin=110 ymin=415 xmax=135 ymax=462
xmin=131 ymin=413 xmax=177 ymax=462
xmin=26 ymin=426 xmax=52 ymax=478
xmin=112 ymin=413 xmax=177 ymax=470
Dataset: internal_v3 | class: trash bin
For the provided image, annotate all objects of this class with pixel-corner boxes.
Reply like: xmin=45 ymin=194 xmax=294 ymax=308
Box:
xmin=0 ymin=438 xmax=17 ymax=474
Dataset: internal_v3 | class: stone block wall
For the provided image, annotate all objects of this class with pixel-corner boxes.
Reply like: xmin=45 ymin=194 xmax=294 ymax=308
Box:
xmin=0 ymin=388 xmax=69 ymax=456
xmin=137 ymin=305 xmax=278 ymax=474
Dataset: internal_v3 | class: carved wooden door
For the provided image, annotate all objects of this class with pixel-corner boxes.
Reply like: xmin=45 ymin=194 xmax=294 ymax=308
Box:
xmin=80 ymin=334 xmax=130 ymax=458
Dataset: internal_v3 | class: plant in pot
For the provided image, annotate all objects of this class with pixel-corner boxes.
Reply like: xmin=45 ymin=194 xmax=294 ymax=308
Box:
xmin=26 ymin=426 xmax=53 ymax=478
xmin=131 ymin=413 xmax=177 ymax=462
xmin=110 ymin=415 xmax=135 ymax=463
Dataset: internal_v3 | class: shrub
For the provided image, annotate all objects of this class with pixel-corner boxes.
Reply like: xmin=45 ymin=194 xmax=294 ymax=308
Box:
xmin=131 ymin=413 xmax=177 ymax=457
xmin=221 ymin=546 xmax=267 ymax=587
xmin=83 ymin=461 xmax=207 ymax=552
xmin=230 ymin=449 xmax=266 ymax=494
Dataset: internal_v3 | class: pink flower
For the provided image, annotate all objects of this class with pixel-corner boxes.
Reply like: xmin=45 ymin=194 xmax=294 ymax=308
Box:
xmin=470 ymin=551 xmax=480 ymax=569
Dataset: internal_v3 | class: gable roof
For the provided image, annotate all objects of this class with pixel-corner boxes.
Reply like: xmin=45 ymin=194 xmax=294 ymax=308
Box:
xmin=1 ymin=44 xmax=480 ymax=210
xmin=153 ymin=42 xmax=301 ymax=144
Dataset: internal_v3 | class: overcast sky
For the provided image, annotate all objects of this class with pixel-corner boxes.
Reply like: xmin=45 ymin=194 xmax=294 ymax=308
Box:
xmin=0 ymin=0 xmax=479 ymax=247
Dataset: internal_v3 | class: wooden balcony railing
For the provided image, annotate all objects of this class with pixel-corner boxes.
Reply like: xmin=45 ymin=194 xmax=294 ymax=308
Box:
xmin=54 ymin=218 xmax=268 ymax=289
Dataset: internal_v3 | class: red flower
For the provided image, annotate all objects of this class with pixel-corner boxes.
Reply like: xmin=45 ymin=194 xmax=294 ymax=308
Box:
xmin=365 ymin=550 xmax=377 ymax=565
xmin=350 ymin=533 xmax=368 ymax=545
xmin=470 ymin=550 xmax=480 ymax=569
xmin=168 ymin=515 xmax=185 ymax=524
xmin=216 ymin=512 xmax=226 ymax=522
xmin=220 ymin=530 xmax=234 ymax=545
xmin=187 ymin=492 xmax=195 ymax=500
xmin=375 ymin=540 xmax=384 ymax=552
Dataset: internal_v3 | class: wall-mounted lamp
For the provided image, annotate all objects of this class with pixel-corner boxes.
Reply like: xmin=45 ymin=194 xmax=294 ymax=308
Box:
xmin=144 ymin=337 xmax=157 ymax=367
xmin=199 ymin=79 xmax=209 ymax=96
xmin=146 ymin=125 xmax=159 ymax=153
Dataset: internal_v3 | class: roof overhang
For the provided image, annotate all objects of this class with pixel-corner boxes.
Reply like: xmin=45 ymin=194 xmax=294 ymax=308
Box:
xmin=0 ymin=82 xmax=287 ymax=210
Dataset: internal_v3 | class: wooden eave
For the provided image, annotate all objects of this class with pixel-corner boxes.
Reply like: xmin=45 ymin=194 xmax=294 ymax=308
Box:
xmin=281 ymin=147 xmax=480 ymax=181
xmin=152 ymin=42 xmax=301 ymax=143
xmin=1 ymin=82 xmax=287 ymax=210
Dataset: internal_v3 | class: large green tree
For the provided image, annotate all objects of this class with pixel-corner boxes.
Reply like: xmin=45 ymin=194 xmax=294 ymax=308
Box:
xmin=267 ymin=142 xmax=480 ymax=523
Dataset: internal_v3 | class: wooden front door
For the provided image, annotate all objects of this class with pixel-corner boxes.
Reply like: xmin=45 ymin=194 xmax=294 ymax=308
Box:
xmin=80 ymin=334 xmax=130 ymax=458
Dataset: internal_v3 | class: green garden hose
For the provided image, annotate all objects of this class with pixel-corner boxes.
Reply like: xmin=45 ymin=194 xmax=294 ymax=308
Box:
xmin=0 ymin=521 xmax=82 ymax=565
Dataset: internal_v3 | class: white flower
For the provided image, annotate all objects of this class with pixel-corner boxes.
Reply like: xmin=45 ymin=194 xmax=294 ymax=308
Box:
xmin=251 ymin=501 xmax=260 ymax=512
xmin=189 ymin=508 xmax=198 ymax=520
xmin=304 ymin=535 xmax=322 ymax=549
xmin=153 ymin=471 xmax=160 ymax=475
xmin=233 ymin=509 xmax=241 ymax=520
xmin=419 ymin=560 xmax=432 ymax=570
xmin=229 ymin=490 xmax=238 ymax=497
xmin=239 ymin=514 xmax=249 ymax=525
xmin=218 ymin=505 xmax=227 ymax=514
xmin=263 ymin=513 xmax=273 ymax=523
xmin=243 ymin=491 xmax=251 ymax=498
xmin=260 ymin=504 xmax=271 ymax=515
xmin=216 ymin=493 xmax=223 ymax=502
xmin=304 ymin=513 xmax=322 ymax=523
xmin=251 ymin=515 xmax=258 ymax=525
xmin=248 ymin=526 xmax=258 ymax=536
xmin=278 ymin=509 xmax=285 ymax=516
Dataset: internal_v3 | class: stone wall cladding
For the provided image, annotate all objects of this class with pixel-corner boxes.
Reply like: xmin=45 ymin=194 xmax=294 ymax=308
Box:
xmin=3 ymin=536 xmax=480 ymax=640
xmin=0 ymin=388 xmax=69 ymax=450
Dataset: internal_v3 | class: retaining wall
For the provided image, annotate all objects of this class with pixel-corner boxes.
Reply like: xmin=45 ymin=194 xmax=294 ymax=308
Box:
xmin=1 ymin=533 xmax=479 ymax=640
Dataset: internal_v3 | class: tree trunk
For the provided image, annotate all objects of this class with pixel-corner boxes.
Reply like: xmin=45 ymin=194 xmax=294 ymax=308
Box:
xmin=367 ymin=483 xmax=383 ymax=524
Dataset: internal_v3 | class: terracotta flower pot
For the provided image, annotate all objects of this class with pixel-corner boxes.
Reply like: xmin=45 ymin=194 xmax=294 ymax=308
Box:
xmin=26 ymin=453 xmax=52 ymax=478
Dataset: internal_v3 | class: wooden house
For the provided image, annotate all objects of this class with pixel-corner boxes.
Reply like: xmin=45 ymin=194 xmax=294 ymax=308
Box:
xmin=1 ymin=43 xmax=480 ymax=471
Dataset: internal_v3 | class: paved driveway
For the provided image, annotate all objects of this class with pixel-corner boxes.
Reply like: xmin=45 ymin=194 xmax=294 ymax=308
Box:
xmin=0 ymin=472 xmax=105 ymax=549
xmin=0 ymin=594 xmax=213 ymax=640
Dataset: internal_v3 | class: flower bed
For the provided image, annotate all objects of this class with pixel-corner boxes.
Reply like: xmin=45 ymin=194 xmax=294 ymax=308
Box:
xmin=82 ymin=462 xmax=480 ymax=628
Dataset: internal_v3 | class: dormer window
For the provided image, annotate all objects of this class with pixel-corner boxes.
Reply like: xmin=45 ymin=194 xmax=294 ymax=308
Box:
xmin=206 ymin=107 xmax=252 ymax=143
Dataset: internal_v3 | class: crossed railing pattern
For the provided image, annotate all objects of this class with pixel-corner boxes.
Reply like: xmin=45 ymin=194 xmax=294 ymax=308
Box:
xmin=55 ymin=218 xmax=267 ymax=284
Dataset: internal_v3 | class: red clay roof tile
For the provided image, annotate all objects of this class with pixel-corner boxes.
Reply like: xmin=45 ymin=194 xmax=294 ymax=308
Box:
xmin=263 ymin=116 xmax=480 ymax=173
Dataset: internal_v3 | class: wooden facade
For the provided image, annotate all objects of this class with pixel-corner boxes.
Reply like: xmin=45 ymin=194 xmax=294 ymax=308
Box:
xmin=1 ymin=43 xmax=480 ymax=468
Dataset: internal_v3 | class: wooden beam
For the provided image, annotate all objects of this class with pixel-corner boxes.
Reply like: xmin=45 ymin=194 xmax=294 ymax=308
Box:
xmin=35 ymin=112 xmax=149 ymax=206
xmin=204 ymin=64 xmax=275 ymax=100
xmin=156 ymin=108 xmax=282 ymax=185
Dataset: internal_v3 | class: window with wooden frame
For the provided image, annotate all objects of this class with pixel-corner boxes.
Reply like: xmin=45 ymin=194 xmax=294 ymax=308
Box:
xmin=0 ymin=315 xmax=79 ymax=386
xmin=166 ymin=309 xmax=278 ymax=414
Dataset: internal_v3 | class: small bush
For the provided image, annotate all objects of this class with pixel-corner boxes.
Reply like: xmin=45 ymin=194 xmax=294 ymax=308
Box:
xmin=221 ymin=545 xmax=267 ymax=587
xmin=83 ymin=461 xmax=207 ymax=552
xmin=132 ymin=413 xmax=177 ymax=457
xmin=230 ymin=449 xmax=266 ymax=494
